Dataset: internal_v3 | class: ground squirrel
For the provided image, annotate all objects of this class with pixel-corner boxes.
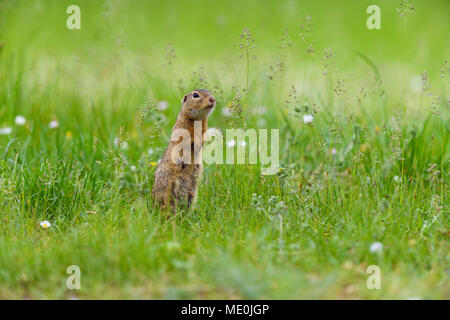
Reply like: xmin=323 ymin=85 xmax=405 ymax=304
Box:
xmin=152 ymin=89 xmax=216 ymax=210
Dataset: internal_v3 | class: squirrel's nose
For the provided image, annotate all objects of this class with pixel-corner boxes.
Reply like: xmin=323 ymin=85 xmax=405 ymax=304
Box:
xmin=209 ymin=97 xmax=216 ymax=104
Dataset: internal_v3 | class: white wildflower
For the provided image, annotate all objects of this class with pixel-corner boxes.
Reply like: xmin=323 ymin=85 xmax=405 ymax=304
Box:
xmin=15 ymin=115 xmax=26 ymax=126
xmin=157 ymin=101 xmax=169 ymax=111
xmin=369 ymin=242 xmax=383 ymax=253
xmin=303 ymin=114 xmax=314 ymax=124
xmin=40 ymin=221 xmax=51 ymax=229
xmin=49 ymin=120 xmax=59 ymax=129
xmin=205 ymin=128 xmax=222 ymax=140
xmin=114 ymin=137 xmax=128 ymax=150
xmin=227 ymin=140 xmax=236 ymax=148
xmin=222 ymin=107 xmax=232 ymax=117
xmin=0 ymin=127 xmax=12 ymax=135
xmin=261 ymin=164 xmax=280 ymax=176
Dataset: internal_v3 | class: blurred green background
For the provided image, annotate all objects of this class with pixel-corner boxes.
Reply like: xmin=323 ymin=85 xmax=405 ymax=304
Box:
xmin=1 ymin=0 xmax=449 ymax=63
xmin=1 ymin=0 xmax=449 ymax=125
xmin=1 ymin=0 xmax=449 ymax=145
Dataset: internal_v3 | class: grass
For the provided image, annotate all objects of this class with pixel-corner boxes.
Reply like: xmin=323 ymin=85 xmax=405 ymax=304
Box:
xmin=0 ymin=0 xmax=448 ymax=299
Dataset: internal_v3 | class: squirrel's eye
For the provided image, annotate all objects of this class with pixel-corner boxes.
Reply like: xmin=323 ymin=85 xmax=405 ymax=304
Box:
xmin=193 ymin=92 xmax=200 ymax=98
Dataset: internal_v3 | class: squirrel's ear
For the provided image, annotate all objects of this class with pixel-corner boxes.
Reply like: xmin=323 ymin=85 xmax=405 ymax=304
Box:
xmin=182 ymin=95 xmax=188 ymax=103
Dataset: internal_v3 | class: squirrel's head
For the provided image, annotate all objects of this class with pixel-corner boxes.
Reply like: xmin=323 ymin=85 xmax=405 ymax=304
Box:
xmin=181 ymin=89 xmax=216 ymax=120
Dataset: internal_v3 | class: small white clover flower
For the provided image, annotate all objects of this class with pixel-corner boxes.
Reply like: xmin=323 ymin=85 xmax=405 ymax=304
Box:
xmin=303 ymin=114 xmax=314 ymax=124
xmin=40 ymin=221 xmax=52 ymax=229
xmin=227 ymin=140 xmax=236 ymax=148
xmin=157 ymin=101 xmax=169 ymax=111
xmin=15 ymin=115 xmax=26 ymax=126
xmin=331 ymin=148 xmax=337 ymax=155
xmin=49 ymin=120 xmax=59 ymax=129
xmin=114 ymin=138 xmax=128 ymax=150
xmin=394 ymin=176 xmax=401 ymax=183
xmin=369 ymin=242 xmax=383 ymax=253
xmin=0 ymin=127 xmax=12 ymax=135
xmin=221 ymin=107 xmax=232 ymax=117
xmin=260 ymin=164 xmax=280 ymax=176
xmin=204 ymin=128 xmax=222 ymax=140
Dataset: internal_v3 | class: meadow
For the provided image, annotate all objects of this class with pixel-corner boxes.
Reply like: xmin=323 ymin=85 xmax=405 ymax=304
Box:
xmin=0 ymin=0 xmax=448 ymax=299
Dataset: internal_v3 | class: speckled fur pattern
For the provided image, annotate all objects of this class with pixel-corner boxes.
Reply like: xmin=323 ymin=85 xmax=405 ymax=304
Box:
xmin=151 ymin=89 xmax=215 ymax=212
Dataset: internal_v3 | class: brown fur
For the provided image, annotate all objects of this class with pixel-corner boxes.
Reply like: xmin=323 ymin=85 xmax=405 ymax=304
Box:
xmin=152 ymin=89 xmax=216 ymax=211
